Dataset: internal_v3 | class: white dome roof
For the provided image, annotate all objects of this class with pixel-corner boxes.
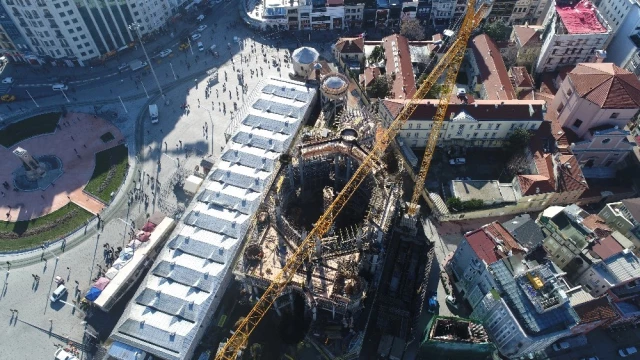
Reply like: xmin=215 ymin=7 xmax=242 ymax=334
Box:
xmin=291 ymin=47 xmax=319 ymax=64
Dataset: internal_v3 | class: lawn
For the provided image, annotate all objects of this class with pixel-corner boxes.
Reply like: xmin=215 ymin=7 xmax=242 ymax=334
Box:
xmin=0 ymin=203 xmax=93 ymax=252
xmin=0 ymin=112 xmax=61 ymax=147
xmin=84 ymin=144 xmax=129 ymax=203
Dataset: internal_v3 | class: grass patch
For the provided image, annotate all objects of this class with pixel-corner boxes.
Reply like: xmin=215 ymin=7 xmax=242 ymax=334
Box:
xmin=0 ymin=203 xmax=93 ymax=252
xmin=100 ymin=132 xmax=115 ymax=143
xmin=84 ymin=144 xmax=129 ymax=203
xmin=0 ymin=112 xmax=61 ymax=147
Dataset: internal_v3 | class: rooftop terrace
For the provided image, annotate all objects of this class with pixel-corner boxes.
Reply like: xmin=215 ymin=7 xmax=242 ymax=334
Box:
xmin=556 ymin=0 xmax=608 ymax=35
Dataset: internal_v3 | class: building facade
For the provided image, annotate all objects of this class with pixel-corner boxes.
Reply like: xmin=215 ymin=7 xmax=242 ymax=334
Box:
xmin=569 ymin=126 xmax=636 ymax=169
xmin=535 ymin=0 xmax=611 ymax=73
xmin=1 ymin=0 xmax=173 ymax=66
xmin=574 ymin=249 xmax=640 ymax=297
xmin=599 ymin=198 xmax=640 ymax=247
xmin=595 ymin=0 xmax=632 ymax=34
xmin=509 ymin=0 xmax=549 ymax=25
xmin=604 ymin=1 xmax=640 ymax=77
xmin=379 ymin=98 xmax=546 ymax=149
xmin=511 ymin=24 xmax=543 ymax=67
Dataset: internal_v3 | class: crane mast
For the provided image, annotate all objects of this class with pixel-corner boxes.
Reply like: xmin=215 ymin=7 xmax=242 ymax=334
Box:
xmin=216 ymin=1 xmax=489 ymax=358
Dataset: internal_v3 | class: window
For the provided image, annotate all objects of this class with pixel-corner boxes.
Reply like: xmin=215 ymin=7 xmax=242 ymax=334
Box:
xmin=63 ymin=0 xmax=69 ymax=5
xmin=59 ymin=12 xmax=66 ymax=17
xmin=573 ymin=119 xmax=583 ymax=128
xmin=54 ymin=3 xmax=61 ymax=8
xmin=484 ymin=132 xmax=489 ymax=138
xmin=610 ymin=112 xmax=620 ymax=118
xmin=77 ymin=44 xmax=83 ymax=49
xmin=602 ymin=138 xmax=611 ymax=144
xmin=72 ymin=18 xmax=78 ymax=24
xmin=69 ymin=29 xmax=74 ymax=34
xmin=67 ymin=10 xmax=73 ymax=15
xmin=415 ymin=132 xmax=419 ymax=138
xmin=495 ymin=124 xmax=500 ymax=130
xmin=510 ymin=123 xmax=515 ymax=130
xmin=72 ymin=36 xmax=78 ymax=41
xmin=81 ymin=52 xmax=86 ymax=56
xmin=80 ymin=34 xmax=86 ymax=39
xmin=557 ymin=103 xmax=565 ymax=114
xmin=76 ymin=26 xmax=81 ymax=31
xmin=477 ymin=124 xmax=481 ymax=129
xmin=491 ymin=132 xmax=497 ymax=138
xmin=473 ymin=132 xmax=478 ymax=138
xmin=63 ymin=20 xmax=70 ymax=26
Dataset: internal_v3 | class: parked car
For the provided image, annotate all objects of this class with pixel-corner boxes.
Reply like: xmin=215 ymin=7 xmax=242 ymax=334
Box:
xmin=196 ymin=14 xmax=205 ymax=21
xmin=52 ymin=84 xmax=68 ymax=91
xmin=2 ymin=77 xmax=13 ymax=84
xmin=50 ymin=284 xmax=67 ymax=303
xmin=449 ymin=158 xmax=466 ymax=165
xmin=552 ymin=342 xmax=570 ymax=351
xmin=427 ymin=291 xmax=438 ymax=313
xmin=197 ymin=24 xmax=207 ymax=32
xmin=55 ymin=347 xmax=78 ymax=360
xmin=445 ymin=295 xmax=458 ymax=308
xmin=159 ymin=49 xmax=172 ymax=58
xmin=117 ymin=63 xmax=129 ymax=71
xmin=619 ymin=347 xmax=637 ymax=357
xmin=198 ymin=42 xmax=205 ymax=51
xmin=191 ymin=33 xmax=202 ymax=41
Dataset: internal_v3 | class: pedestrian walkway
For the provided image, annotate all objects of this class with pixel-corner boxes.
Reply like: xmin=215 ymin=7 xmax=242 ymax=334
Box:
xmin=0 ymin=112 xmax=123 ymax=222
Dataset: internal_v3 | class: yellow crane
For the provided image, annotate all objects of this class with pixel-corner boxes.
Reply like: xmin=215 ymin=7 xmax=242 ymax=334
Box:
xmin=216 ymin=2 xmax=490 ymax=358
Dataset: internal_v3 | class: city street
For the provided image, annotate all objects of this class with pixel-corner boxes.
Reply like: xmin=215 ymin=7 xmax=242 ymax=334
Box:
xmin=0 ymin=2 xmax=340 ymax=359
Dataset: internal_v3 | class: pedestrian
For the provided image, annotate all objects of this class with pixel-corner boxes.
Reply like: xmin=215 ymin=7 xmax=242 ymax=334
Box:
xmin=71 ymin=135 xmax=75 ymax=141
xmin=74 ymin=148 xmax=77 ymax=154
xmin=41 ymin=194 xmax=45 ymax=199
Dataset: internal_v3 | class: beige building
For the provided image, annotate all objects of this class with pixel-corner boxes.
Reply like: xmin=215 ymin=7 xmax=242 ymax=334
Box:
xmin=379 ymin=98 xmax=546 ymax=148
xmin=599 ymin=198 xmax=640 ymax=248
xmin=510 ymin=24 xmax=544 ymax=67
xmin=333 ymin=37 xmax=365 ymax=68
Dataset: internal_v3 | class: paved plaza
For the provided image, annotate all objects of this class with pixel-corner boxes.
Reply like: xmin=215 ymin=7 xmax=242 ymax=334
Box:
xmin=0 ymin=3 xmax=320 ymax=359
xmin=0 ymin=113 xmax=124 ymax=222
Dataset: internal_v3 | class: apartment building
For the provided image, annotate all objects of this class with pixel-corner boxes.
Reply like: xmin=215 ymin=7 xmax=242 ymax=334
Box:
xmin=470 ymin=256 xmax=580 ymax=358
xmin=0 ymin=2 xmax=31 ymax=63
xmin=379 ymin=98 xmax=546 ymax=148
xmin=599 ymin=198 xmax=640 ymax=248
xmin=605 ymin=2 xmax=640 ymax=77
xmin=574 ymin=249 xmax=640 ymax=297
xmin=488 ymin=0 xmax=517 ymax=22
xmin=509 ymin=0 xmax=549 ymax=25
xmin=605 ymin=279 xmax=640 ymax=329
xmin=1 ymin=0 xmax=172 ymax=66
xmin=446 ymin=222 xmax=525 ymax=309
xmin=247 ymin=0 xmax=364 ymax=31
xmin=510 ymin=24 xmax=544 ymax=66
xmin=535 ymin=0 xmax=611 ymax=73
xmin=595 ymin=0 xmax=633 ymax=34
xmin=467 ymin=34 xmax=516 ymax=101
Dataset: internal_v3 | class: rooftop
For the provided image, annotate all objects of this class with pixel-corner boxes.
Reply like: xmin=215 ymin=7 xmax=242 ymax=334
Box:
xmin=334 ymin=37 xmax=365 ymax=54
xmin=110 ymin=78 xmax=316 ymax=360
xmin=573 ymin=296 xmax=619 ymax=324
xmin=588 ymin=234 xmax=624 ymax=260
xmin=602 ymin=249 xmax=640 ymax=283
xmin=501 ymin=214 xmax=547 ymax=251
xmin=513 ymin=25 xmax=543 ymax=48
xmin=382 ymin=34 xmax=416 ymax=99
xmin=450 ymin=180 xmax=514 ymax=204
xmin=381 ymin=99 xmax=546 ymax=122
xmin=567 ymin=63 xmax=640 ymax=109
xmin=490 ymin=258 xmax=580 ymax=335
xmin=464 ymin=222 xmax=525 ymax=266
xmin=621 ymin=197 xmax=640 ymax=220
xmin=469 ymin=34 xmax=516 ymax=101
xmin=428 ymin=317 xmax=490 ymax=344
xmin=556 ymin=0 xmax=608 ymax=35
xmin=510 ymin=66 xmax=534 ymax=89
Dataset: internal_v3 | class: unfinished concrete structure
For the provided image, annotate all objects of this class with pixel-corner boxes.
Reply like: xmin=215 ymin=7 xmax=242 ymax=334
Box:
xmin=418 ymin=317 xmax=494 ymax=359
xmin=234 ymin=112 xmax=404 ymax=333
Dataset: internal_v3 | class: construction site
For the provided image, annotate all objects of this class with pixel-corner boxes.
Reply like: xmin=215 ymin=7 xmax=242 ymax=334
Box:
xmin=227 ymin=68 xmax=438 ymax=358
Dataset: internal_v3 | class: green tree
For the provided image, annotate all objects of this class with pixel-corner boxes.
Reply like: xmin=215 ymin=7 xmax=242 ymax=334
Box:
xmin=446 ymin=197 xmax=463 ymax=211
xmin=425 ymin=83 xmax=443 ymax=98
xmin=505 ymin=128 xmax=532 ymax=153
xmin=463 ymin=199 xmax=485 ymax=210
xmin=368 ymin=45 xmax=385 ymax=65
xmin=400 ymin=18 xmax=426 ymax=41
xmin=482 ymin=20 xmax=512 ymax=42
xmin=367 ymin=75 xmax=392 ymax=99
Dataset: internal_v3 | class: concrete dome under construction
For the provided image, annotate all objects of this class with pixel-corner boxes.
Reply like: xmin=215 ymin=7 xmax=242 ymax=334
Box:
xmin=320 ymin=72 xmax=350 ymax=121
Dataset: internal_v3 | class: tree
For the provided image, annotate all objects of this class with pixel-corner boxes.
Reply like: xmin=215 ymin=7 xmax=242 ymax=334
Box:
xmin=367 ymin=75 xmax=392 ymax=99
xmin=482 ymin=20 xmax=512 ymax=42
xmin=505 ymin=128 xmax=532 ymax=154
xmin=400 ymin=18 xmax=426 ymax=41
xmin=446 ymin=197 xmax=463 ymax=211
xmin=368 ymin=45 xmax=385 ymax=65
xmin=425 ymin=83 xmax=443 ymax=99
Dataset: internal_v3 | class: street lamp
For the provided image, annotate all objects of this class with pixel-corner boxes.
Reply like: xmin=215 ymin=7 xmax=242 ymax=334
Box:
xmin=117 ymin=217 xmax=135 ymax=247
xmin=41 ymin=244 xmax=60 ymax=262
xmin=207 ymin=109 xmax=214 ymax=155
xmin=60 ymin=88 xmax=70 ymax=103
xmin=26 ymin=90 xmax=39 ymax=107
xmin=162 ymin=152 xmax=180 ymax=168
xmin=169 ymin=62 xmax=177 ymax=80
xmin=129 ymin=22 xmax=165 ymax=102
xmin=140 ymin=80 xmax=150 ymax=98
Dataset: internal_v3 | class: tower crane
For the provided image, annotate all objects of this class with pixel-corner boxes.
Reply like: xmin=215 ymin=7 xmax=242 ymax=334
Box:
xmin=216 ymin=1 xmax=490 ymax=358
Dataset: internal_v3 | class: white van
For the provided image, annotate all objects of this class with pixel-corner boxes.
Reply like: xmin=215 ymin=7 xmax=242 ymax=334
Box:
xmin=198 ymin=42 xmax=204 ymax=51
xmin=50 ymin=284 xmax=67 ymax=303
xmin=52 ymin=84 xmax=68 ymax=91
xmin=149 ymin=104 xmax=159 ymax=124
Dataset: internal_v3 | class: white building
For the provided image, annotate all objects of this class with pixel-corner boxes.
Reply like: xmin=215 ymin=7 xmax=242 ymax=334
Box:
xmin=1 ymin=0 xmax=172 ymax=65
xmin=243 ymin=0 xmax=361 ymax=31
xmin=575 ymin=249 xmax=640 ymax=297
xmin=605 ymin=1 xmax=640 ymax=76
xmin=510 ymin=0 xmax=550 ymax=25
xmin=595 ymin=0 xmax=633 ymax=34
xmin=108 ymin=78 xmax=317 ymax=360
xmin=471 ymin=257 xmax=580 ymax=358
xmin=378 ymin=98 xmax=546 ymax=148
xmin=535 ymin=0 xmax=611 ymax=73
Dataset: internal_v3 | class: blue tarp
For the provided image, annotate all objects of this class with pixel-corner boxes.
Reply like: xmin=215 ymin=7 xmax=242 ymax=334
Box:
xmin=84 ymin=286 xmax=102 ymax=301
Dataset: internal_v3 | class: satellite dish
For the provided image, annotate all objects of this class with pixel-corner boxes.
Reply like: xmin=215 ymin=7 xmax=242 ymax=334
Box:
xmin=443 ymin=29 xmax=455 ymax=37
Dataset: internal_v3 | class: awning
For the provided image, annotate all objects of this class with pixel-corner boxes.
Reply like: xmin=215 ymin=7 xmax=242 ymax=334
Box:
xmin=107 ymin=341 xmax=147 ymax=360
xmin=93 ymin=277 xmax=111 ymax=290
xmin=85 ymin=286 xmax=102 ymax=301
xmin=105 ymin=267 xmax=119 ymax=279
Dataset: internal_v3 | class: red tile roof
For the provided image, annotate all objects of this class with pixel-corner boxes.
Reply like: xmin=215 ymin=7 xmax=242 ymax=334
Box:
xmin=590 ymin=234 xmax=624 ymax=260
xmin=574 ymin=296 xmax=619 ymax=324
xmin=513 ymin=25 xmax=543 ymax=48
xmin=556 ymin=0 xmax=608 ymax=35
xmin=510 ymin=66 xmax=534 ymax=89
xmin=360 ymin=66 xmax=381 ymax=88
xmin=556 ymin=154 xmax=588 ymax=193
xmin=465 ymin=222 xmax=526 ymax=265
xmin=382 ymin=34 xmax=416 ymax=100
xmin=567 ymin=63 xmax=640 ymax=109
xmin=381 ymin=99 xmax=546 ymax=121
xmin=334 ymin=37 xmax=365 ymax=54
xmin=469 ymin=34 xmax=516 ymax=101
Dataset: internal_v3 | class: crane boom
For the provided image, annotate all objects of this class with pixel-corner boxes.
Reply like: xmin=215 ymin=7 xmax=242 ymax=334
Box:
xmin=216 ymin=2 xmax=487 ymax=358
xmin=406 ymin=2 xmax=491 ymax=215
